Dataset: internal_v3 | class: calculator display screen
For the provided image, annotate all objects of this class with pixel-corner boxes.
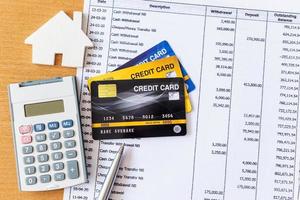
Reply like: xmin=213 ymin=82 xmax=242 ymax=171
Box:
xmin=24 ymin=100 xmax=64 ymax=117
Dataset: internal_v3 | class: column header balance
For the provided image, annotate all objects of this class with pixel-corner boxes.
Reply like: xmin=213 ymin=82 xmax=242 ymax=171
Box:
xmin=268 ymin=11 xmax=300 ymax=23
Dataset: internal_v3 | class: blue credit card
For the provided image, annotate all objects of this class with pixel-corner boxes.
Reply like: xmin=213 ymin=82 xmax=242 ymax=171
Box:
xmin=114 ymin=40 xmax=196 ymax=93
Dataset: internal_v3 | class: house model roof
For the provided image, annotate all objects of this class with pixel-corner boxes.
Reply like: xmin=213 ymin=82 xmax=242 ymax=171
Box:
xmin=25 ymin=11 xmax=92 ymax=47
xmin=25 ymin=11 xmax=93 ymax=67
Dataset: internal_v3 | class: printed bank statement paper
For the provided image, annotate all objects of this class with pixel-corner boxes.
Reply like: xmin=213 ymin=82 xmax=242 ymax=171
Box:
xmin=64 ymin=0 xmax=300 ymax=199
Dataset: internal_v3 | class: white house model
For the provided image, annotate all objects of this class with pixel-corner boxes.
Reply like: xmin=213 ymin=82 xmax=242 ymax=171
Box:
xmin=25 ymin=11 xmax=93 ymax=68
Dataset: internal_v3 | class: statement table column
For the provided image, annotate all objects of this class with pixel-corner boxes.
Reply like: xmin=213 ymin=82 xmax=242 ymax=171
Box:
xmin=223 ymin=9 xmax=267 ymax=200
xmin=194 ymin=6 xmax=237 ymax=200
xmin=257 ymin=11 xmax=300 ymax=200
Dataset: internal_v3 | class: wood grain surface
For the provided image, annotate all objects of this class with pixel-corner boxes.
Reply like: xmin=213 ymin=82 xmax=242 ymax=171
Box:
xmin=0 ymin=1 xmax=83 ymax=199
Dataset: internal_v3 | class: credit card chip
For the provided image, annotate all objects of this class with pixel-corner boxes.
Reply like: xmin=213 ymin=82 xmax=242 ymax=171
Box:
xmin=98 ymin=84 xmax=117 ymax=98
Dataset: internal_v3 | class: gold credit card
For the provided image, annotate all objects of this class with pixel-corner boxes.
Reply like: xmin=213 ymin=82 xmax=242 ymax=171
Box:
xmin=88 ymin=56 xmax=192 ymax=112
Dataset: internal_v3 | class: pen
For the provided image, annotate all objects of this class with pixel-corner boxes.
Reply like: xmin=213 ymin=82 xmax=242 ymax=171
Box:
xmin=98 ymin=143 xmax=125 ymax=200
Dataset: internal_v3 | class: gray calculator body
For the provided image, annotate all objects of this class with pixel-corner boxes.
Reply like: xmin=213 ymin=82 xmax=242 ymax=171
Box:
xmin=8 ymin=76 xmax=87 ymax=191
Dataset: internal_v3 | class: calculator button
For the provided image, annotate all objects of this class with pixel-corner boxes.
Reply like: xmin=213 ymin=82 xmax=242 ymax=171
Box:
xmin=19 ymin=125 xmax=32 ymax=134
xmin=66 ymin=150 xmax=77 ymax=159
xmin=25 ymin=166 xmax=36 ymax=175
xmin=36 ymin=144 xmax=48 ymax=152
xmin=62 ymin=120 xmax=73 ymax=128
xmin=67 ymin=160 xmax=79 ymax=179
xmin=48 ymin=122 xmax=59 ymax=130
xmin=54 ymin=173 xmax=65 ymax=181
xmin=64 ymin=140 xmax=76 ymax=149
xmin=34 ymin=123 xmax=45 ymax=132
xmin=50 ymin=142 xmax=62 ymax=150
xmin=49 ymin=131 xmax=61 ymax=140
xmin=38 ymin=154 xmax=49 ymax=163
xmin=21 ymin=135 xmax=32 ymax=144
xmin=40 ymin=175 xmax=51 ymax=183
xmin=24 ymin=156 xmax=35 ymax=164
xmin=63 ymin=130 xmax=75 ymax=138
xmin=22 ymin=146 xmax=33 ymax=154
xmin=52 ymin=152 xmax=63 ymax=161
xmin=39 ymin=164 xmax=50 ymax=173
xmin=53 ymin=162 xmax=64 ymax=171
xmin=35 ymin=133 xmax=46 ymax=142
xmin=26 ymin=176 xmax=37 ymax=185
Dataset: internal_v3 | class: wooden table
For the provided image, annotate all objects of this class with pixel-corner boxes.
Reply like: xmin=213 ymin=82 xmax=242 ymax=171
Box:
xmin=0 ymin=1 xmax=83 ymax=199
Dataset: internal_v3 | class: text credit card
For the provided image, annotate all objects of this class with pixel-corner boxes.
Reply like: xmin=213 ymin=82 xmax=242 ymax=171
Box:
xmin=91 ymin=78 xmax=187 ymax=139
xmin=115 ymin=40 xmax=196 ymax=93
xmin=88 ymin=56 xmax=192 ymax=112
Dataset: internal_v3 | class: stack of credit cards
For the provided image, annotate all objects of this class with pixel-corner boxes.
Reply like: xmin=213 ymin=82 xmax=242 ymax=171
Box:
xmin=88 ymin=41 xmax=195 ymax=140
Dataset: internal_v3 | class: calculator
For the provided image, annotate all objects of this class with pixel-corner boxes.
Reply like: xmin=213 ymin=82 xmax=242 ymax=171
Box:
xmin=8 ymin=76 xmax=87 ymax=191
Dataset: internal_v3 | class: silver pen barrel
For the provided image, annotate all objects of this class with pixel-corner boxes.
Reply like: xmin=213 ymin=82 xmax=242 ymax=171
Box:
xmin=98 ymin=143 xmax=125 ymax=200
